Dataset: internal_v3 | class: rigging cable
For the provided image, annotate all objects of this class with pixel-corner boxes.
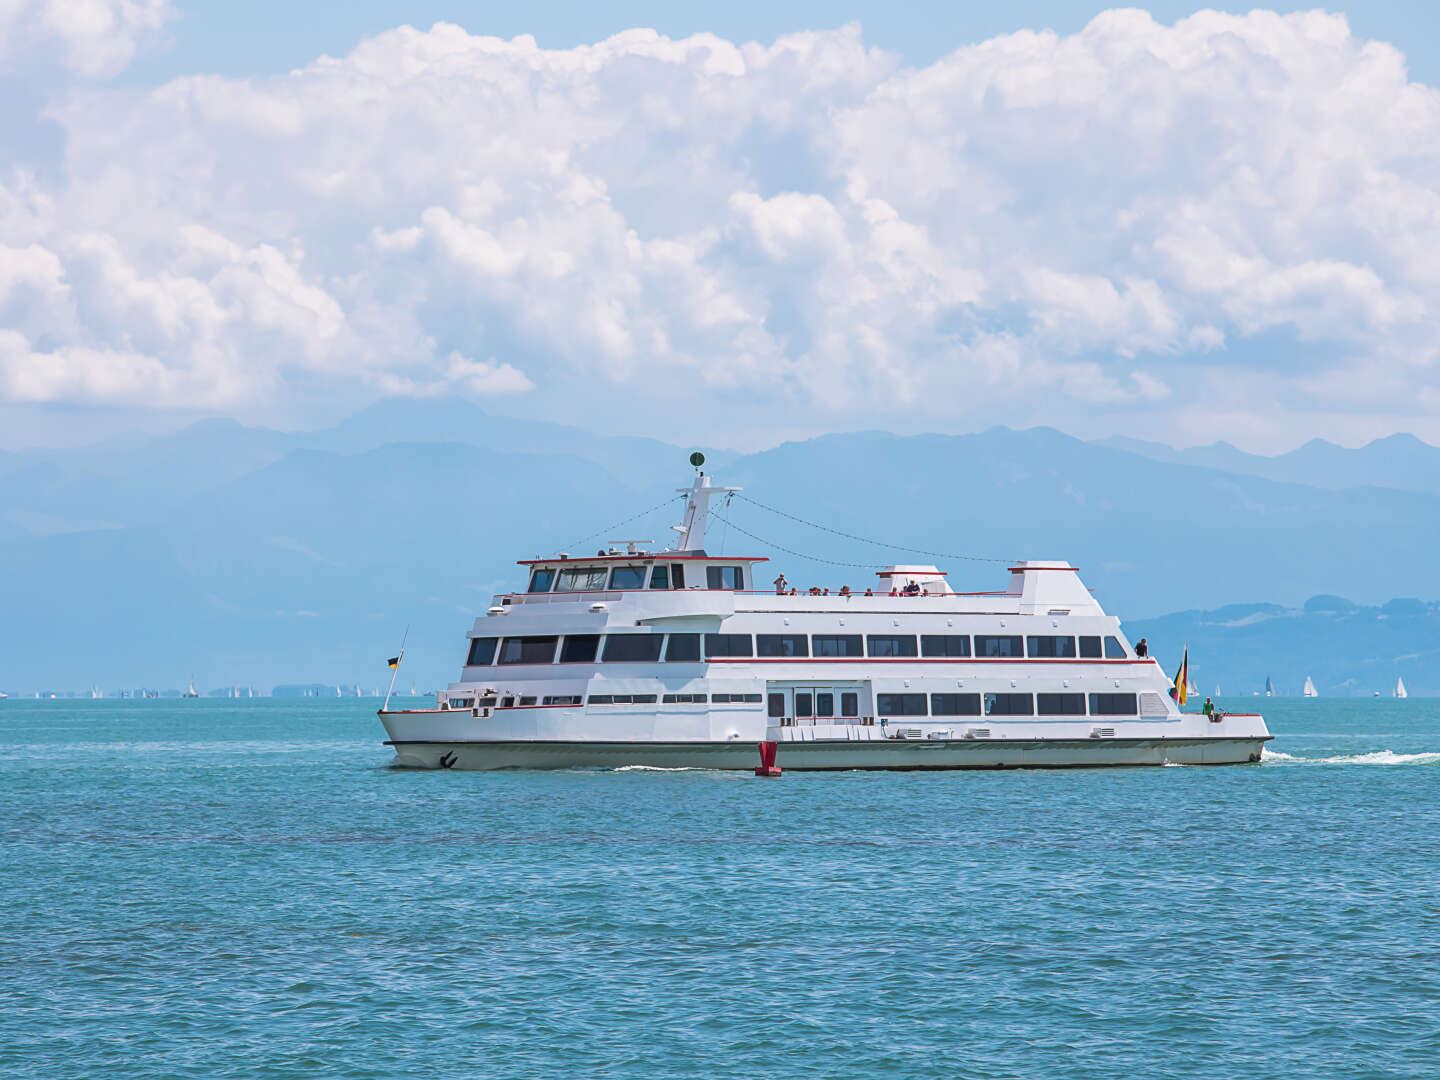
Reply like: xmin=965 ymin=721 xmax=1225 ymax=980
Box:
xmin=732 ymin=492 xmax=1011 ymax=564
xmin=563 ymin=493 xmax=688 ymax=552
xmin=707 ymin=510 xmax=888 ymax=570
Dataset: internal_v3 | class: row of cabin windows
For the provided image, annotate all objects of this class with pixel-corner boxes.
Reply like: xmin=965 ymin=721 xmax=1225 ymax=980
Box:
xmin=768 ymin=691 xmax=862 ymax=719
xmin=453 ymin=691 xmax=763 ymax=708
xmin=876 ymin=692 xmax=1140 ymax=717
xmin=468 ymin=632 xmax=1131 ymax=666
xmin=526 ymin=564 xmax=748 ymax=594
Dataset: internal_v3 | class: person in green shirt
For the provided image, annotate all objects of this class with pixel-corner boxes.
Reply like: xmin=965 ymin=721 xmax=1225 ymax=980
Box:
xmin=1203 ymin=696 xmax=1215 ymax=719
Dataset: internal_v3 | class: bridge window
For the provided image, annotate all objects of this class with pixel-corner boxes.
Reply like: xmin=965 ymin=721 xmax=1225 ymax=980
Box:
xmin=705 ymin=634 xmax=754 ymax=658
xmin=559 ymin=635 xmax=600 ymax=663
xmin=609 ymin=566 xmax=647 ymax=589
xmin=555 ymin=566 xmax=609 ymax=591
xmin=527 ymin=568 xmax=556 ymax=593
xmin=602 ymin=635 xmax=664 ymax=662
xmin=498 ymin=636 xmax=558 ymax=665
xmin=1079 ymin=636 xmax=1102 ymax=658
xmin=1104 ymin=636 xmax=1128 ymax=659
xmin=664 ymin=634 xmax=701 ymax=662
xmin=1037 ymin=692 xmax=1086 ymax=714
xmin=706 ymin=566 xmax=745 ymax=591
xmin=757 ymin=634 xmax=808 ymax=657
xmin=984 ymin=692 xmax=1033 ymax=715
xmin=1027 ymin=636 xmax=1077 ymax=658
xmin=1089 ymin=693 xmax=1138 ymax=715
xmin=813 ymin=635 xmax=863 ymax=657
xmin=931 ymin=693 xmax=981 ymax=715
xmin=649 ymin=565 xmax=669 ymax=589
xmin=921 ymin=635 xmax=971 ymax=658
xmin=975 ymin=635 xmax=1023 ymax=658
xmin=466 ymin=637 xmax=498 ymax=666
xmin=867 ymin=635 xmax=918 ymax=658
xmin=877 ymin=693 xmax=927 ymax=716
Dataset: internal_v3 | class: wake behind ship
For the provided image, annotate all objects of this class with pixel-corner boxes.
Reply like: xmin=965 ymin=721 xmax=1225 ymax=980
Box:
xmin=378 ymin=458 xmax=1270 ymax=770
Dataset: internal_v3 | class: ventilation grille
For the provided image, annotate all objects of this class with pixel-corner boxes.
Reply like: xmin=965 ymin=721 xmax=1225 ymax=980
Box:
xmin=891 ymin=727 xmax=925 ymax=741
xmin=1090 ymin=727 xmax=1117 ymax=739
xmin=964 ymin=728 xmax=991 ymax=740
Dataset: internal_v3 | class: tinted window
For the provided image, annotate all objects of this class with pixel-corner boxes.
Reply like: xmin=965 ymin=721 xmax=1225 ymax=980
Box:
xmin=559 ymin=635 xmax=599 ymax=663
xmin=984 ymin=692 xmax=1034 ymax=715
xmin=671 ymin=565 xmax=685 ymax=589
xmin=767 ymin=693 xmax=785 ymax=718
xmin=975 ymin=635 xmax=1023 ymax=658
xmin=931 ymin=693 xmax=981 ymax=715
xmin=1079 ymin=636 xmax=1102 ymax=659
xmin=757 ymin=634 xmax=809 ymax=657
xmin=527 ymin=569 xmax=555 ymax=593
xmin=609 ymin=566 xmax=646 ymax=589
xmin=1089 ymin=693 xmax=1139 ymax=715
xmin=706 ymin=566 xmax=745 ymax=590
xmin=795 ymin=692 xmax=812 ymax=718
xmin=466 ymin=637 xmax=498 ymax=666
xmin=705 ymin=634 xmax=753 ymax=658
xmin=877 ymin=693 xmax=927 ymax=716
xmin=1104 ymin=636 xmax=1128 ymax=659
xmin=498 ymin=636 xmax=557 ymax=664
xmin=841 ymin=692 xmax=859 ymax=717
xmin=518 ymin=696 xmax=536 ymax=706
xmin=867 ymin=635 xmax=918 ymax=657
xmin=921 ymin=635 xmax=971 ymax=658
xmin=1027 ymin=636 xmax=1077 ymax=658
xmin=649 ymin=565 xmax=669 ymax=589
xmin=1037 ymin=692 xmax=1086 ymax=714
xmin=664 ymin=634 xmax=701 ymax=662
xmin=813 ymin=635 xmax=863 ymax=657
xmin=815 ymin=692 xmax=834 ymax=717
xmin=555 ymin=566 xmax=608 ymax=591
xmin=542 ymin=695 xmax=582 ymax=706
xmin=602 ymin=635 xmax=664 ymax=662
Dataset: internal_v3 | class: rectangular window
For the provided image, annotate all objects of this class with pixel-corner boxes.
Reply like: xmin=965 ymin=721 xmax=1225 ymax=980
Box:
xmin=664 ymin=634 xmax=701 ymax=662
xmin=1027 ymin=636 xmax=1077 ymax=658
xmin=812 ymin=635 xmax=863 ymax=657
xmin=559 ymin=635 xmax=600 ymax=663
xmin=712 ymin=693 xmax=762 ymax=704
xmin=841 ymin=692 xmax=858 ymax=717
xmin=757 ymin=634 xmax=809 ymax=657
xmin=588 ymin=695 xmax=613 ymax=704
xmin=1104 ymin=636 xmax=1128 ymax=659
xmin=542 ymin=695 xmax=582 ymax=706
xmin=588 ymin=694 xmax=658 ymax=705
xmin=795 ymin=692 xmax=812 ymax=718
xmin=602 ymin=635 xmax=664 ymax=662
xmin=527 ymin=568 xmax=556 ymax=593
xmin=663 ymin=693 xmax=708 ymax=704
xmin=649 ymin=565 xmax=669 ymax=590
xmin=1089 ymin=693 xmax=1139 ymax=715
xmin=498 ymin=636 xmax=557 ymax=665
xmin=1037 ymin=692 xmax=1086 ymax=715
xmin=671 ymin=564 xmax=685 ymax=589
xmin=931 ymin=693 xmax=982 ymax=716
xmin=867 ymin=635 xmax=918 ymax=657
xmin=975 ymin=635 xmax=1023 ymax=658
xmin=518 ymin=696 xmax=537 ymax=706
xmin=815 ymin=692 xmax=834 ymax=717
xmin=877 ymin=693 xmax=927 ymax=716
xmin=921 ymin=635 xmax=971 ymax=658
xmin=767 ymin=693 xmax=785 ymax=717
xmin=466 ymin=637 xmax=498 ymax=666
xmin=705 ymin=634 xmax=753 ymax=658
xmin=631 ymin=694 xmax=658 ymax=704
xmin=609 ymin=565 xmax=646 ymax=589
xmin=705 ymin=566 xmax=745 ymax=591
xmin=1079 ymin=636 xmax=1102 ymax=659
xmin=984 ymin=692 xmax=1034 ymax=716
xmin=555 ymin=566 xmax=609 ymax=591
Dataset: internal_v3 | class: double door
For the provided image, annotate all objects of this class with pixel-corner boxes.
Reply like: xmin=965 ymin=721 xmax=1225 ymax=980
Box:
xmin=766 ymin=684 xmax=862 ymax=725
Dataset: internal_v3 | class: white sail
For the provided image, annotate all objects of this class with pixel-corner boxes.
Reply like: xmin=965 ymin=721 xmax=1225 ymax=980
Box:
xmin=1302 ymin=676 xmax=1317 ymax=697
xmin=1395 ymin=676 xmax=1408 ymax=699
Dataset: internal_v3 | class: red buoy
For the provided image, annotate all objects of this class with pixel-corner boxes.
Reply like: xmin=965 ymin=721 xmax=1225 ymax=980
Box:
xmin=754 ymin=740 xmax=782 ymax=777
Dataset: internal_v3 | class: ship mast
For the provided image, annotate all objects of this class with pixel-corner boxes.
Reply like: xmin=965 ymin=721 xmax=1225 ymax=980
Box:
xmin=672 ymin=453 xmax=740 ymax=552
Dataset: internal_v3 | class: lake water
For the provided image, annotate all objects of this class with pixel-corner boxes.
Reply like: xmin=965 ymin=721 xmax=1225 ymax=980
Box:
xmin=2 ymin=698 xmax=1437 ymax=1079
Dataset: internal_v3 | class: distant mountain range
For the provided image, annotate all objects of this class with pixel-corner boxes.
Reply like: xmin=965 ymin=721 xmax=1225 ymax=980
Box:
xmin=2 ymin=402 xmax=1439 ymax=692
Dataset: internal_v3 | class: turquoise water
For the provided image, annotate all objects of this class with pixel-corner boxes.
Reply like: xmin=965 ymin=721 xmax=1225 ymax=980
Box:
xmin=2 ymin=698 xmax=1437 ymax=1079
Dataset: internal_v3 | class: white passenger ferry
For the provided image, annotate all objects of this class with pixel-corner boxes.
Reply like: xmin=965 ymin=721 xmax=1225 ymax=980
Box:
xmin=379 ymin=460 xmax=1270 ymax=771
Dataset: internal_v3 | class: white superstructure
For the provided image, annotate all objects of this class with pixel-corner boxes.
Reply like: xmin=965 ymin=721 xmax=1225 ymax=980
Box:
xmin=379 ymin=461 xmax=1270 ymax=770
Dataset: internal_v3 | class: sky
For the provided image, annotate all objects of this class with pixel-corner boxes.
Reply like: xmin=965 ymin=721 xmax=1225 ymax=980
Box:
xmin=3 ymin=1 xmax=1440 ymax=453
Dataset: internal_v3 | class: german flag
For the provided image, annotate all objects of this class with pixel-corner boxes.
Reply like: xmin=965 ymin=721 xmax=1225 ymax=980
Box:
xmin=1171 ymin=646 xmax=1189 ymax=706
xmin=387 ymin=655 xmax=401 ymax=669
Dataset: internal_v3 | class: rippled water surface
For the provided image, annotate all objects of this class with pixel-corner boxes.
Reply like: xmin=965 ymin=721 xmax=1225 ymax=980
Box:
xmin=2 ymin=698 xmax=1438 ymax=1078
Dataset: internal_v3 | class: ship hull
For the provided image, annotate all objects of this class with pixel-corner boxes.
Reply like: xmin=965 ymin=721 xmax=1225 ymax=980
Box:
xmin=384 ymin=736 xmax=1271 ymax=771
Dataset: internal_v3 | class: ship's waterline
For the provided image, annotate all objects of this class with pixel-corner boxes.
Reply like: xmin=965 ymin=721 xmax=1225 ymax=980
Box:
xmin=379 ymin=459 xmax=1269 ymax=769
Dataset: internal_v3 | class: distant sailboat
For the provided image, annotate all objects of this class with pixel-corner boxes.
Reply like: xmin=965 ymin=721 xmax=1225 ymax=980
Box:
xmin=1264 ymin=676 xmax=1274 ymax=697
xmin=1303 ymin=676 xmax=1317 ymax=698
xmin=1187 ymin=679 xmax=1199 ymax=696
xmin=1214 ymin=684 xmax=1222 ymax=696
xmin=1395 ymin=676 xmax=1408 ymax=699
xmin=183 ymin=676 xmax=199 ymax=699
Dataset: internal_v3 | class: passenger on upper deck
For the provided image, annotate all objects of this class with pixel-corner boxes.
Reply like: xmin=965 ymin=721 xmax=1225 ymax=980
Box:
xmin=773 ymin=573 xmax=788 ymax=595
xmin=1135 ymin=638 xmax=1149 ymax=657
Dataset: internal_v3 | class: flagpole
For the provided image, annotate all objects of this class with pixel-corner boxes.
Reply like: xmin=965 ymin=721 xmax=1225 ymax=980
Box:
xmin=382 ymin=625 xmax=409 ymax=712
